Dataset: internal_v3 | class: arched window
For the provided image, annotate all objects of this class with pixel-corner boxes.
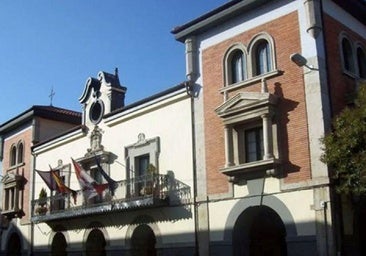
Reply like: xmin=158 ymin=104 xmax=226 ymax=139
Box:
xmin=10 ymin=145 xmax=17 ymax=166
xmin=17 ymin=143 xmax=24 ymax=164
xmin=230 ymin=50 xmax=246 ymax=84
xmin=254 ymin=40 xmax=272 ymax=76
xmin=357 ymin=47 xmax=366 ymax=79
xmin=342 ymin=37 xmax=355 ymax=74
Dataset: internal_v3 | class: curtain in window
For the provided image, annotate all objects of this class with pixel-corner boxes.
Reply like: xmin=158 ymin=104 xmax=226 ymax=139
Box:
xmin=255 ymin=41 xmax=271 ymax=76
xmin=245 ymin=127 xmax=263 ymax=163
xmin=231 ymin=50 xmax=246 ymax=83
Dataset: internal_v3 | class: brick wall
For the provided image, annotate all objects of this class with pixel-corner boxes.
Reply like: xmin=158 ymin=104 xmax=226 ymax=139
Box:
xmin=2 ymin=127 xmax=32 ymax=223
xmin=202 ymin=12 xmax=312 ymax=194
xmin=323 ymin=14 xmax=366 ymax=116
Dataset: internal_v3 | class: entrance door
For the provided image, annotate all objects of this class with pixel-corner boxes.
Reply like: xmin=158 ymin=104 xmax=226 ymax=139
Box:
xmin=85 ymin=229 xmax=106 ymax=256
xmin=51 ymin=232 xmax=67 ymax=256
xmin=131 ymin=224 xmax=156 ymax=256
xmin=135 ymin=154 xmax=149 ymax=196
xmin=233 ymin=206 xmax=287 ymax=256
xmin=7 ymin=233 xmax=21 ymax=256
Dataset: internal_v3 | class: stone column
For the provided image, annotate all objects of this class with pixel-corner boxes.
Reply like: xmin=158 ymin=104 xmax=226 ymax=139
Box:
xmin=224 ymin=125 xmax=234 ymax=167
xmin=262 ymin=113 xmax=273 ymax=160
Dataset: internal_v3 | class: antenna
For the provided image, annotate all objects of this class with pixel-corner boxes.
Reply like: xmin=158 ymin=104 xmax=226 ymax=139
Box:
xmin=49 ymin=87 xmax=55 ymax=106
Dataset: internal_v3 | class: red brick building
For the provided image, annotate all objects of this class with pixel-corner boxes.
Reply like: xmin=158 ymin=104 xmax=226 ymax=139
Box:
xmin=173 ymin=0 xmax=366 ymax=255
xmin=0 ymin=106 xmax=81 ymax=255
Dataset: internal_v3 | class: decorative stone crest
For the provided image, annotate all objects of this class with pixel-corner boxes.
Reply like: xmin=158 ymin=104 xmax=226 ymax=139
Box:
xmin=135 ymin=133 xmax=148 ymax=146
xmin=86 ymin=126 xmax=104 ymax=155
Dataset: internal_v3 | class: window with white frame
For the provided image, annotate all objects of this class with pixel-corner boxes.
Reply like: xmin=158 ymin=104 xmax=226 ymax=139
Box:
xmin=10 ymin=145 xmax=16 ymax=167
xmin=341 ymin=37 xmax=355 ymax=74
xmin=17 ymin=142 xmax=24 ymax=164
xmin=1 ymin=173 xmax=25 ymax=218
xmin=9 ymin=141 xmax=24 ymax=167
xmin=224 ymin=33 xmax=277 ymax=89
xmin=226 ymin=47 xmax=247 ymax=85
xmin=50 ymin=163 xmax=71 ymax=211
xmin=339 ymin=32 xmax=366 ymax=79
xmin=234 ymin=123 xmax=264 ymax=164
xmin=125 ymin=133 xmax=160 ymax=196
xmin=215 ymin=92 xmax=280 ymax=180
xmin=253 ymin=40 xmax=272 ymax=76
xmin=249 ymin=33 xmax=275 ymax=77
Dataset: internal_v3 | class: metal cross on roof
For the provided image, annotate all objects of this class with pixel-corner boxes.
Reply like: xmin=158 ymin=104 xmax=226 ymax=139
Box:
xmin=49 ymin=87 xmax=55 ymax=106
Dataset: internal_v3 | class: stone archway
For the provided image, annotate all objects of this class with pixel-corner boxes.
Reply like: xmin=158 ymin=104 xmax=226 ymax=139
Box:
xmin=233 ymin=205 xmax=287 ymax=256
xmin=6 ymin=233 xmax=21 ymax=256
xmin=131 ymin=224 xmax=156 ymax=256
xmin=85 ymin=229 xmax=106 ymax=256
xmin=51 ymin=232 xmax=67 ymax=256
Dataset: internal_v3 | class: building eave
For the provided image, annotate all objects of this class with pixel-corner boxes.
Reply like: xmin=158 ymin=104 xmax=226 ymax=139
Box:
xmin=171 ymin=0 xmax=272 ymax=42
xmin=331 ymin=0 xmax=366 ymax=25
xmin=0 ymin=106 xmax=81 ymax=135
xmin=31 ymin=125 xmax=87 ymax=155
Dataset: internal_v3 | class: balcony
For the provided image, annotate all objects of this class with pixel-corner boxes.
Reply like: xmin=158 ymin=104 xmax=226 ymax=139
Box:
xmin=31 ymin=174 xmax=191 ymax=223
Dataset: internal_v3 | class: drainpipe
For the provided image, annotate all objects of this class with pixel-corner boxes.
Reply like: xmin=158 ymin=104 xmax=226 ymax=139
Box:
xmin=303 ymin=0 xmax=335 ymax=255
xmin=30 ymin=119 xmax=37 ymax=256
xmin=184 ymin=36 xmax=200 ymax=256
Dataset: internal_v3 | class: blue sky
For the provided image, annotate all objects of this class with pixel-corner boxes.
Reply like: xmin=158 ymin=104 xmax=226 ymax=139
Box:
xmin=0 ymin=1 xmax=227 ymax=124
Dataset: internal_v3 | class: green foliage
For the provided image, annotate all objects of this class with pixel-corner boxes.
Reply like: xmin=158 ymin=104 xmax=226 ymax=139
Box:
xmin=321 ymin=85 xmax=366 ymax=197
xmin=38 ymin=187 xmax=48 ymax=206
xmin=39 ymin=187 xmax=47 ymax=199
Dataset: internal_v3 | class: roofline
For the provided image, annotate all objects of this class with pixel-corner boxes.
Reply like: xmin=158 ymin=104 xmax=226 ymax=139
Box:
xmin=171 ymin=0 xmax=271 ymax=42
xmin=0 ymin=106 xmax=81 ymax=134
xmin=104 ymin=82 xmax=187 ymax=118
xmin=31 ymin=125 xmax=87 ymax=153
xmin=331 ymin=0 xmax=366 ymax=25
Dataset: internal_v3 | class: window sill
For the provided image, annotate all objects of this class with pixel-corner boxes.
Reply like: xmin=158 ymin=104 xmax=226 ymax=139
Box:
xmin=2 ymin=209 xmax=23 ymax=219
xmin=220 ymin=158 xmax=280 ymax=182
xmin=6 ymin=162 xmax=25 ymax=172
xmin=220 ymin=70 xmax=283 ymax=94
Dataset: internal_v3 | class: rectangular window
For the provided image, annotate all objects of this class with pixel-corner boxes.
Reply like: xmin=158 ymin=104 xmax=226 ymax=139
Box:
xmin=136 ymin=154 xmax=150 ymax=177
xmin=4 ymin=187 xmax=16 ymax=211
xmin=245 ymin=127 xmax=263 ymax=162
xmin=52 ymin=172 xmax=66 ymax=211
xmin=237 ymin=126 xmax=263 ymax=164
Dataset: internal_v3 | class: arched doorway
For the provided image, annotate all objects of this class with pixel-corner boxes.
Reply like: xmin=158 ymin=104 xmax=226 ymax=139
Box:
xmin=85 ymin=229 xmax=106 ymax=256
xmin=51 ymin=232 xmax=67 ymax=256
xmin=131 ymin=224 xmax=156 ymax=256
xmin=233 ymin=205 xmax=287 ymax=256
xmin=7 ymin=233 xmax=21 ymax=256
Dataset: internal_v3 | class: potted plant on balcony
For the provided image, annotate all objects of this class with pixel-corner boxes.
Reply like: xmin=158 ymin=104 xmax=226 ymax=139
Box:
xmin=35 ymin=188 xmax=48 ymax=215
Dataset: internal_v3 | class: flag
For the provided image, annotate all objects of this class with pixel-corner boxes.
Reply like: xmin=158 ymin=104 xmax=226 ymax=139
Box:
xmin=35 ymin=169 xmax=58 ymax=191
xmin=71 ymin=158 xmax=108 ymax=199
xmin=49 ymin=167 xmax=77 ymax=204
xmin=94 ymin=156 xmax=118 ymax=196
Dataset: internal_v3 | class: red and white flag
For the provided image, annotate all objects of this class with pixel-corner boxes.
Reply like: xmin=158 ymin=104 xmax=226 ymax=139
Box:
xmin=71 ymin=158 xmax=108 ymax=199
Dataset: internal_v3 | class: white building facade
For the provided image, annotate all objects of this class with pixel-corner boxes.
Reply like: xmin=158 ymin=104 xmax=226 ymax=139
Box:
xmin=31 ymin=71 xmax=196 ymax=255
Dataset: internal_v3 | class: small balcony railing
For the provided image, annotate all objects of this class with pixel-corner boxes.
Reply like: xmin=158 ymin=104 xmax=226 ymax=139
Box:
xmin=31 ymin=173 xmax=191 ymax=223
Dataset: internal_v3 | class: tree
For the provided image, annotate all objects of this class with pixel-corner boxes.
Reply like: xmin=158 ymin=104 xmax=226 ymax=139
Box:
xmin=321 ymin=84 xmax=366 ymax=198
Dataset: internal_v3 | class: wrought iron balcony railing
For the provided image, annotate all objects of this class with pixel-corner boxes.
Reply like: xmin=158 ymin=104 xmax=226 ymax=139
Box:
xmin=31 ymin=174 xmax=191 ymax=223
